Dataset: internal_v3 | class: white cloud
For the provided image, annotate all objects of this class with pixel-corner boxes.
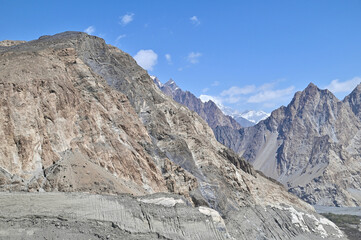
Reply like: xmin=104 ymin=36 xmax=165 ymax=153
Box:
xmin=190 ymin=16 xmax=200 ymax=26
xmin=187 ymin=52 xmax=202 ymax=64
xmin=165 ymin=54 xmax=172 ymax=64
xmin=247 ymin=86 xmax=295 ymax=103
xmin=201 ymin=79 xmax=296 ymax=111
xmin=325 ymin=77 xmax=361 ymax=93
xmin=120 ymin=13 xmax=134 ymax=26
xmin=116 ymin=34 xmax=126 ymax=42
xmin=84 ymin=26 xmax=95 ymax=35
xmin=199 ymin=95 xmax=223 ymax=106
xmin=134 ymin=49 xmax=158 ymax=71
xmin=221 ymin=85 xmax=256 ymax=97
xmin=202 ymin=88 xmax=210 ymax=93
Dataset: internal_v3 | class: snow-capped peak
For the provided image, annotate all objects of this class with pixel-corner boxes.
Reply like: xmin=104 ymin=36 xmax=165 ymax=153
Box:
xmin=150 ymin=75 xmax=163 ymax=88
xmin=240 ymin=110 xmax=270 ymax=123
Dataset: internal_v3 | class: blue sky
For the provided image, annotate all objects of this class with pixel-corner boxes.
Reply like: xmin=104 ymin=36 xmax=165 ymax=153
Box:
xmin=1 ymin=0 xmax=361 ymax=112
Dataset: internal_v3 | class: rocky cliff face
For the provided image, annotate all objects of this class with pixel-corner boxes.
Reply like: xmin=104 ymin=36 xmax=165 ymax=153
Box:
xmin=0 ymin=33 xmax=346 ymax=239
xmin=0 ymin=38 xmax=167 ymax=195
xmin=238 ymin=83 xmax=361 ymax=207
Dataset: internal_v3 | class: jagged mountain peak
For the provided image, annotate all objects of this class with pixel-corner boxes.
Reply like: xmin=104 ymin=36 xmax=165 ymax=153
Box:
xmin=164 ymin=78 xmax=179 ymax=90
xmin=297 ymin=82 xmax=333 ymax=98
xmin=344 ymin=82 xmax=361 ymax=117
xmin=345 ymin=82 xmax=361 ymax=99
xmin=286 ymin=83 xmax=339 ymax=116
xmin=305 ymin=82 xmax=318 ymax=91
xmin=150 ymin=75 xmax=163 ymax=88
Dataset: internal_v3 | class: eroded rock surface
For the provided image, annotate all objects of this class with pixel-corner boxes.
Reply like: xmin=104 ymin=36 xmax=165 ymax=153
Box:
xmin=0 ymin=192 xmax=345 ymax=240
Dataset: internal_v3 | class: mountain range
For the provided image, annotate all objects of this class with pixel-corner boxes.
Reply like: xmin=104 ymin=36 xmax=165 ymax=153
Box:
xmin=0 ymin=32 xmax=345 ymax=239
xmin=236 ymin=83 xmax=361 ymax=207
xmin=158 ymin=73 xmax=361 ymax=209
xmin=154 ymin=74 xmax=361 ymax=209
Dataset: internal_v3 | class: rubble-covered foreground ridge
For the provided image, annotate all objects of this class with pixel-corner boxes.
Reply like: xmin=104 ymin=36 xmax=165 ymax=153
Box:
xmin=0 ymin=192 xmax=344 ymax=240
xmin=237 ymin=83 xmax=361 ymax=207
xmin=0 ymin=32 xmax=347 ymax=239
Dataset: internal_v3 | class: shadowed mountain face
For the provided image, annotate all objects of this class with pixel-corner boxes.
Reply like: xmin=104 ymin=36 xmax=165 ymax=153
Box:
xmin=0 ymin=32 xmax=346 ymax=239
xmin=237 ymin=83 xmax=361 ymax=207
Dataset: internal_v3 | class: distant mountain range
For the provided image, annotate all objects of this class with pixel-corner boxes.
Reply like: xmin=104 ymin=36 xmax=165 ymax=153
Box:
xmin=219 ymin=106 xmax=270 ymax=126
xmin=152 ymin=76 xmax=269 ymax=127
xmin=152 ymin=76 xmax=243 ymax=131
xmin=154 ymin=76 xmax=361 ymax=209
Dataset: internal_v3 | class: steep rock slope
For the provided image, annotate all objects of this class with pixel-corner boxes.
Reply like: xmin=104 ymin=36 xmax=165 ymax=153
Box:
xmin=0 ymin=42 xmax=166 ymax=195
xmin=0 ymin=33 xmax=345 ymax=239
xmin=238 ymin=83 xmax=361 ymax=207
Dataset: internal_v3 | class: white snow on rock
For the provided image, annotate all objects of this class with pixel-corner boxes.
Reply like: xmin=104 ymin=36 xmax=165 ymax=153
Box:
xmin=138 ymin=197 xmax=185 ymax=207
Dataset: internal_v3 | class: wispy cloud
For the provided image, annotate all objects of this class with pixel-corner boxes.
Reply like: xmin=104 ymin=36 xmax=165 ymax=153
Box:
xmin=202 ymin=88 xmax=210 ymax=93
xmin=190 ymin=16 xmax=200 ymax=26
xmin=116 ymin=34 xmax=126 ymax=41
xmin=165 ymin=53 xmax=172 ymax=64
xmin=199 ymin=80 xmax=296 ymax=110
xmin=221 ymin=85 xmax=256 ymax=97
xmin=325 ymin=77 xmax=361 ymax=93
xmin=134 ymin=49 xmax=158 ymax=71
xmin=84 ymin=26 xmax=95 ymax=35
xmin=120 ymin=13 xmax=134 ymax=26
xmin=115 ymin=34 xmax=126 ymax=43
xmin=187 ymin=52 xmax=202 ymax=64
xmin=212 ymin=81 xmax=220 ymax=86
xmin=247 ymin=86 xmax=295 ymax=103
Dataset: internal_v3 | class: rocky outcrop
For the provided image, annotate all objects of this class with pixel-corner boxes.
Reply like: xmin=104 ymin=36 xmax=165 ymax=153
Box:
xmin=0 ymin=32 xmax=346 ymax=239
xmin=237 ymin=83 xmax=361 ymax=207
xmin=0 ymin=40 xmax=26 ymax=47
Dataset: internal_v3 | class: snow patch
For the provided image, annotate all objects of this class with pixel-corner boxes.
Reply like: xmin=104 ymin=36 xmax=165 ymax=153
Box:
xmin=198 ymin=206 xmax=224 ymax=224
xmin=278 ymin=206 xmax=344 ymax=238
xmin=286 ymin=206 xmax=310 ymax=232
xmin=138 ymin=197 xmax=185 ymax=207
